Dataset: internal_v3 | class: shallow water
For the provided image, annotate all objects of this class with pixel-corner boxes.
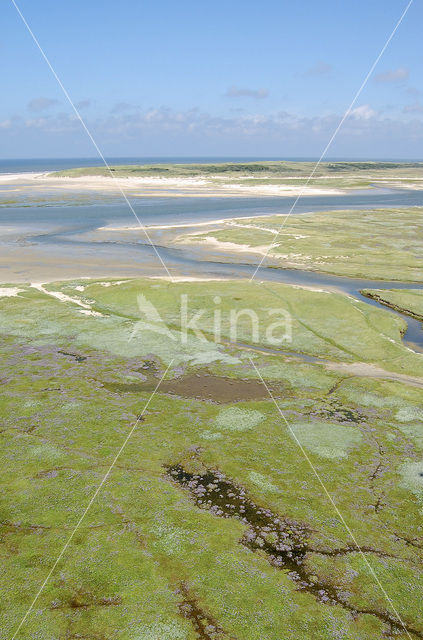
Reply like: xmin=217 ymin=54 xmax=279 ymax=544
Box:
xmin=1 ymin=191 xmax=422 ymax=349
xmin=2 ymin=188 xmax=423 ymax=230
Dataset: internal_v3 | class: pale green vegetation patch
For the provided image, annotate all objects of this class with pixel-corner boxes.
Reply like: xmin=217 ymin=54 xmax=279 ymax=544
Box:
xmin=362 ymin=288 xmax=423 ymax=320
xmin=200 ymin=430 xmax=223 ymax=440
xmin=399 ymin=461 xmax=423 ymax=506
xmin=215 ymin=406 xmax=264 ymax=431
xmin=396 ymin=423 xmax=423 ymax=449
xmin=71 ymin=278 xmax=421 ymax=374
xmin=178 ymin=207 xmax=423 ymax=281
xmin=27 ymin=443 xmax=65 ymax=463
xmin=396 ymin=406 xmax=423 ymax=422
xmin=151 ymin=522 xmax=192 ymax=556
xmin=337 ymin=376 xmax=423 ymax=411
xmin=248 ymin=471 xmax=280 ymax=493
xmin=135 ymin=621 xmax=189 ymax=640
xmin=289 ymin=421 xmax=362 ymax=458
xmin=0 ymin=278 xmax=422 ymax=376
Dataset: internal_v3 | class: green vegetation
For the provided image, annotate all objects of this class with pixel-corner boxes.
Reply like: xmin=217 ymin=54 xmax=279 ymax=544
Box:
xmin=288 ymin=420 xmax=363 ymax=458
xmin=50 ymin=160 xmax=423 ymax=190
xmin=1 ymin=279 xmax=423 ymax=638
xmin=12 ymin=277 xmax=421 ymax=374
xmin=215 ymin=406 xmax=264 ymax=432
xmin=400 ymin=461 xmax=423 ymax=510
xmin=177 ymin=207 xmax=423 ymax=281
xmin=3 ymin=161 xmax=423 ymax=637
xmin=0 ymin=192 xmax=114 ymax=207
xmin=362 ymin=289 xmax=423 ymax=321
xmin=51 ymin=160 xmax=423 ymax=179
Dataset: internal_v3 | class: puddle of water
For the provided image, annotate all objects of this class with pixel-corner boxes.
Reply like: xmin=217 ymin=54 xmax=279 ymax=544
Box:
xmin=167 ymin=464 xmax=422 ymax=638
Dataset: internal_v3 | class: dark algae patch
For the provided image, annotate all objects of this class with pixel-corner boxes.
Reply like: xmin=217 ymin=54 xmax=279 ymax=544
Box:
xmin=58 ymin=350 xmax=87 ymax=363
xmin=307 ymin=398 xmax=365 ymax=424
xmin=167 ymin=464 xmax=423 ymax=638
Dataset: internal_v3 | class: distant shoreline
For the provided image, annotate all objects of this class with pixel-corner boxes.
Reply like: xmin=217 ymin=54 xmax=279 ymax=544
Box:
xmin=0 ymin=171 xmax=349 ymax=198
xmin=3 ymin=159 xmax=423 ymax=198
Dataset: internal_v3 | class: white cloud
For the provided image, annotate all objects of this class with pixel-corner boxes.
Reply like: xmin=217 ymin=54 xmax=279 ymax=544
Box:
xmin=350 ymin=105 xmax=377 ymax=120
xmin=1 ymin=106 xmax=408 ymax=140
xmin=3 ymin=105 xmax=423 ymax=157
xmin=374 ymin=67 xmax=409 ymax=84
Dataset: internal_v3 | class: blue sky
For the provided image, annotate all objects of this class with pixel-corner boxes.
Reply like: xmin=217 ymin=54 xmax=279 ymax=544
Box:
xmin=1 ymin=0 xmax=422 ymax=158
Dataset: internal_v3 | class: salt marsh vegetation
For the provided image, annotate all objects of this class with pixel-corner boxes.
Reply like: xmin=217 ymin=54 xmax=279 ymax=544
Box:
xmin=1 ymin=277 xmax=423 ymax=638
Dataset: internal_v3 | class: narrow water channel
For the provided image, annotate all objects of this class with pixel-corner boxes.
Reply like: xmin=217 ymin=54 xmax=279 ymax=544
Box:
xmin=2 ymin=191 xmax=422 ymax=350
xmin=149 ymin=244 xmax=423 ymax=351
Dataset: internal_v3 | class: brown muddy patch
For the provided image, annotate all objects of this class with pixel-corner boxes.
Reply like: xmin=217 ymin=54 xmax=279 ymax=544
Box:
xmin=166 ymin=464 xmax=422 ymax=638
xmin=177 ymin=582 xmax=235 ymax=640
xmin=160 ymin=374 xmax=274 ymax=403
xmin=50 ymin=587 xmax=121 ymax=610
xmin=104 ymin=372 xmax=276 ymax=403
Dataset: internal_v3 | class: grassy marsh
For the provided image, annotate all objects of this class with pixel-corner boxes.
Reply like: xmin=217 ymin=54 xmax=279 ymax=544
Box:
xmin=1 ymin=279 xmax=423 ymax=638
xmin=175 ymin=207 xmax=423 ymax=281
xmin=362 ymin=289 xmax=423 ymax=321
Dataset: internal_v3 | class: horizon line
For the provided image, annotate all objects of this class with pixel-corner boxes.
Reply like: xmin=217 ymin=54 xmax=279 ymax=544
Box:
xmin=1 ymin=156 xmax=423 ymax=162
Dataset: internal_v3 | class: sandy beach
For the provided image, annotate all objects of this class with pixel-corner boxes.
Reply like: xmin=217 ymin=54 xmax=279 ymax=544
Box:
xmin=2 ymin=170 xmax=422 ymax=201
xmin=0 ymin=171 xmax=348 ymax=198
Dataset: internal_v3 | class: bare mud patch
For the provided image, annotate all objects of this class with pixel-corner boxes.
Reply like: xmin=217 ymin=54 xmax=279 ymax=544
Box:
xmin=176 ymin=582 xmax=235 ymax=640
xmin=104 ymin=372 xmax=277 ymax=403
